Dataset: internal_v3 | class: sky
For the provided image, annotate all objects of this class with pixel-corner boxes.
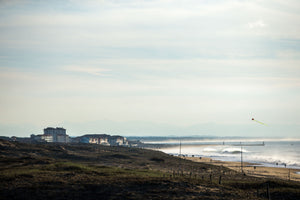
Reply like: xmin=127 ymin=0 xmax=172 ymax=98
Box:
xmin=0 ymin=0 xmax=300 ymax=137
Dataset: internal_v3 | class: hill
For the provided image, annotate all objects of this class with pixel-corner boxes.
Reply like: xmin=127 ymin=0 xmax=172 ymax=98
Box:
xmin=0 ymin=139 xmax=299 ymax=199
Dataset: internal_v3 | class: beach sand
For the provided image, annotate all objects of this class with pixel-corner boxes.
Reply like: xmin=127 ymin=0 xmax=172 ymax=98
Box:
xmin=184 ymin=156 xmax=300 ymax=182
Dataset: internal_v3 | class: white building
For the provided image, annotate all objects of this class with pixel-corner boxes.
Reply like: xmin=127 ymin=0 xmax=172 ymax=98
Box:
xmin=31 ymin=127 xmax=69 ymax=143
xmin=108 ymin=136 xmax=128 ymax=146
xmin=80 ymin=134 xmax=127 ymax=146
xmin=43 ymin=127 xmax=68 ymax=143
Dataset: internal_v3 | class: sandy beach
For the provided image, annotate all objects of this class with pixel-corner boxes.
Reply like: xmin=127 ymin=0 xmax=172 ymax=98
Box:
xmin=184 ymin=156 xmax=300 ymax=182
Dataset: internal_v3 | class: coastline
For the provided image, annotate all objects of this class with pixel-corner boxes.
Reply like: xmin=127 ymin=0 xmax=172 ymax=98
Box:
xmin=184 ymin=156 xmax=300 ymax=182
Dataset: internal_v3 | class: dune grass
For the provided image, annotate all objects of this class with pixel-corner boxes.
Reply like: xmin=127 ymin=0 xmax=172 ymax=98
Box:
xmin=0 ymin=139 xmax=299 ymax=200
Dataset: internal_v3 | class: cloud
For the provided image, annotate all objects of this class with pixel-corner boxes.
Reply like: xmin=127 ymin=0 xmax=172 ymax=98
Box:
xmin=63 ymin=66 xmax=110 ymax=76
xmin=0 ymin=0 xmax=26 ymax=8
xmin=1 ymin=0 xmax=300 ymax=59
xmin=247 ymin=20 xmax=266 ymax=29
xmin=1 ymin=0 xmax=300 ymax=136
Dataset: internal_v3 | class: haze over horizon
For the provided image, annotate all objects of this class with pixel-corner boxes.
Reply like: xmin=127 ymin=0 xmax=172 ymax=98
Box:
xmin=1 ymin=0 xmax=300 ymax=138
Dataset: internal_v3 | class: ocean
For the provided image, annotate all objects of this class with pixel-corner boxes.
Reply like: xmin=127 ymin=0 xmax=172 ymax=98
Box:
xmin=148 ymin=139 xmax=300 ymax=169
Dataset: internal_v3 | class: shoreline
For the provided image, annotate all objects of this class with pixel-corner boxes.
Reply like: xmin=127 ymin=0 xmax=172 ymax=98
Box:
xmin=184 ymin=156 xmax=300 ymax=182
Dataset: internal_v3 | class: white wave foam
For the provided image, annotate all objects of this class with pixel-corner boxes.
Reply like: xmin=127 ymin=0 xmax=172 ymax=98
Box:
xmin=221 ymin=148 xmax=249 ymax=154
xmin=247 ymin=154 xmax=300 ymax=167
xmin=203 ymin=147 xmax=218 ymax=152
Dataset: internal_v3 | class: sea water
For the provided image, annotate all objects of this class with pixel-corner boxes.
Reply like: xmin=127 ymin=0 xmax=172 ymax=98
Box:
xmin=155 ymin=140 xmax=300 ymax=169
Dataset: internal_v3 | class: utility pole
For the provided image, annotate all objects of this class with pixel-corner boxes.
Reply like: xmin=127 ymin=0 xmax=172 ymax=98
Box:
xmin=179 ymin=140 xmax=181 ymax=157
xmin=233 ymin=142 xmax=264 ymax=174
xmin=241 ymin=145 xmax=243 ymax=173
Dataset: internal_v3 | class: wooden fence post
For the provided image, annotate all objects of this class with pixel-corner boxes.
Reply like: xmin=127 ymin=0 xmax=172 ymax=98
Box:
xmin=267 ymin=183 xmax=271 ymax=200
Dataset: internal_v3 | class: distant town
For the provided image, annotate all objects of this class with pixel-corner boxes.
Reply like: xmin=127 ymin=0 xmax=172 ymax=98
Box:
xmin=0 ymin=127 xmax=138 ymax=147
xmin=0 ymin=128 xmax=266 ymax=149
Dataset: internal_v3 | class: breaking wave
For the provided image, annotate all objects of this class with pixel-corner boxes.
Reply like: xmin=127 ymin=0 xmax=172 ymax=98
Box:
xmin=221 ymin=148 xmax=249 ymax=154
xmin=158 ymin=140 xmax=300 ymax=169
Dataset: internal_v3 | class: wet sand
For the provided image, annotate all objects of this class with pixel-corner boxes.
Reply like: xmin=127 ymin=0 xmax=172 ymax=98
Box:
xmin=184 ymin=156 xmax=300 ymax=182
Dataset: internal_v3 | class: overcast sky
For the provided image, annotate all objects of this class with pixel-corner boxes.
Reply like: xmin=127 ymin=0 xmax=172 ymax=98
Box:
xmin=1 ymin=0 xmax=300 ymax=137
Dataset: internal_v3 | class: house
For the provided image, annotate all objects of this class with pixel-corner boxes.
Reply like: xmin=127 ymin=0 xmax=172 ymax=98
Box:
xmin=81 ymin=134 xmax=111 ymax=146
xmin=108 ymin=135 xmax=128 ymax=146
xmin=77 ymin=134 xmax=128 ymax=146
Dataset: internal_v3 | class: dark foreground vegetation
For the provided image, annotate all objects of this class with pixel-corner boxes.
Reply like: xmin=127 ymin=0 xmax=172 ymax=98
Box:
xmin=0 ymin=139 xmax=299 ymax=200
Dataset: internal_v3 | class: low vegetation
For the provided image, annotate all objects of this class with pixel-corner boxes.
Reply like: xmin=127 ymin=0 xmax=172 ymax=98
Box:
xmin=0 ymin=139 xmax=299 ymax=199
